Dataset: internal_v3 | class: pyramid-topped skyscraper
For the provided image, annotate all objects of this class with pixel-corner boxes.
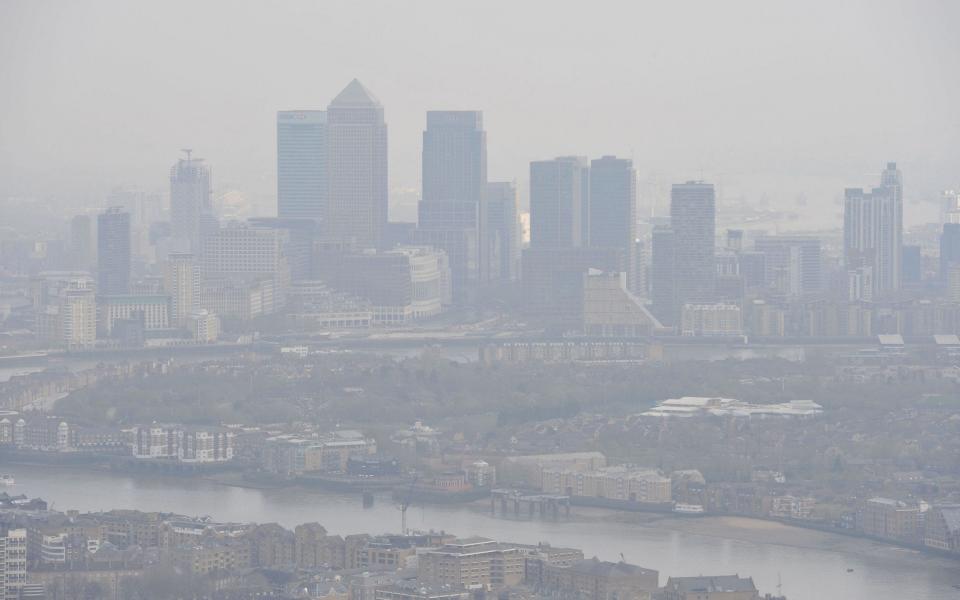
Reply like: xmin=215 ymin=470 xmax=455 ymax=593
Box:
xmin=330 ymin=78 xmax=382 ymax=107
xmin=326 ymin=79 xmax=388 ymax=249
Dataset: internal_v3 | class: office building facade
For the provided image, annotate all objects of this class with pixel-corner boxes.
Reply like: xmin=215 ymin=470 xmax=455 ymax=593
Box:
xmin=484 ymin=182 xmax=521 ymax=282
xmin=326 ymin=79 xmax=388 ymax=249
xmin=417 ymin=111 xmax=487 ymax=298
xmin=670 ymin=181 xmax=716 ymax=307
xmin=530 ymin=157 xmax=589 ymax=250
xmin=277 ymin=110 xmax=328 ymax=223
xmin=650 ymin=226 xmax=677 ymax=326
xmin=588 ymin=156 xmax=637 ymax=292
xmin=97 ymin=207 xmax=131 ymax=296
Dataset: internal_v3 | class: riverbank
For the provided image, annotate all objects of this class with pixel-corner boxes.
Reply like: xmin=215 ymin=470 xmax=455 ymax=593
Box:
xmin=8 ymin=463 xmax=959 ymax=600
xmin=6 ymin=458 xmax=958 ymax=564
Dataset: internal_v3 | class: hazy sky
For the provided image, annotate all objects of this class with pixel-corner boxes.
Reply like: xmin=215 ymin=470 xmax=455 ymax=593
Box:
xmin=1 ymin=0 xmax=958 ymax=224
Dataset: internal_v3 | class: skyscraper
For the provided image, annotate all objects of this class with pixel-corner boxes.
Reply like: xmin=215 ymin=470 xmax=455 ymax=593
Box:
xmin=326 ymin=79 xmax=388 ymax=249
xmin=484 ymin=182 xmax=521 ymax=282
xmin=170 ymin=151 xmax=213 ymax=253
xmin=70 ymin=214 xmax=96 ymax=272
xmin=589 ymin=156 xmax=637 ymax=291
xmin=670 ymin=181 xmax=716 ymax=307
xmin=163 ymin=252 xmax=200 ymax=328
xmin=880 ymin=161 xmax=904 ymax=291
xmin=530 ymin=156 xmax=589 ymax=249
xmin=277 ymin=110 xmax=327 ymax=223
xmin=843 ymin=163 xmax=903 ymax=296
xmin=650 ymin=226 xmax=677 ymax=326
xmin=97 ymin=207 xmax=131 ymax=296
xmin=940 ymin=223 xmax=960 ymax=282
xmin=416 ymin=110 xmax=487 ymax=298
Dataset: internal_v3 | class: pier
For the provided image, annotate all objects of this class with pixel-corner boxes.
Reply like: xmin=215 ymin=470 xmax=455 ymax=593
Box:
xmin=490 ymin=489 xmax=570 ymax=520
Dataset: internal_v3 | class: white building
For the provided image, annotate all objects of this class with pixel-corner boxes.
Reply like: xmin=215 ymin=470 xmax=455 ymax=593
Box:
xmin=132 ymin=424 xmax=234 ymax=463
xmin=97 ymin=295 xmax=170 ymax=336
xmin=1 ymin=528 xmax=27 ymax=599
xmin=186 ymin=310 xmax=220 ymax=342
xmin=641 ymin=396 xmax=823 ymax=419
xmin=201 ymin=278 xmax=276 ymax=320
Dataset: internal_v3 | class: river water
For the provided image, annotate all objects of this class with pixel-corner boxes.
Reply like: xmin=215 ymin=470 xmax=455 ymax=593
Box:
xmin=6 ymin=466 xmax=959 ymax=600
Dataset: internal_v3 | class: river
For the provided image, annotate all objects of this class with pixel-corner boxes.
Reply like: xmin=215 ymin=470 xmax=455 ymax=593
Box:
xmin=5 ymin=466 xmax=958 ymax=600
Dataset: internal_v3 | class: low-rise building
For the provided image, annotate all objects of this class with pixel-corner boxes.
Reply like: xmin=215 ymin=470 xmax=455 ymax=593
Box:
xmin=541 ymin=558 xmax=658 ymax=600
xmin=923 ymin=505 xmax=960 ymax=553
xmin=374 ymin=582 xmax=469 ymax=600
xmin=170 ymin=539 xmax=251 ymax=575
xmin=640 ymin=397 xmax=823 ymax=419
xmin=581 ymin=270 xmax=661 ymax=337
xmin=418 ymin=538 xmax=524 ymax=590
xmin=769 ymin=495 xmax=815 ymax=520
xmin=185 ymin=310 xmax=220 ymax=342
xmin=857 ymin=497 xmax=923 ymax=543
xmin=500 ymin=452 xmax=607 ymax=489
xmin=680 ymin=303 xmax=742 ymax=336
xmin=662 ymin=575 xmax=760 ymax=600
xmin=541 ymin=466 xmax=671 ymax=504
xmin=97 ymin=294 xmax=171 ymax=337
xmin=132 ymin=424 xmax=235 ymax=463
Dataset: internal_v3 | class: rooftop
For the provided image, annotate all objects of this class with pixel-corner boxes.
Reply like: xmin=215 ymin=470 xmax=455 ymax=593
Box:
xmin=568 ymin=557 xmax=657 ymax=578
xmin=666 ymin=575 xmax=757 ymax=593
xmin=329 ymin=79 xmax=381 ymax=107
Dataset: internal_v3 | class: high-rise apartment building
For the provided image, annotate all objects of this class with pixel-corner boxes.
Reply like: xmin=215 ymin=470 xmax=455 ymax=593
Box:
xmin=326 ymin=79 xmax=388 ymax=249
xmin=484 ymin=182 xmax=521 ymax=282
xmin=670 ymin=181 xmax=716 ymax=307
xmin=164 ymin=252 xmax=201 ymax=328
xmin=59 ymin=288 xmax=96 ymax=348
xmin=0 ymin=528 xmax=27 ymax=600
xmin=530 ymin=157 xmax=589 ymax=249
xmin=170 ymin=151 xmax=214 ymax=253
xmin=844 ymin=163 xmax=903 ymax=296
xmin=416 ymin=111 xmax=487 ymax=298
xmin=97 ymin=207 xmax=131 ymax=296
xmin=277 ymin=110 xmax=327 ymax=223
xmin=589 ymin=156 xmax=637 ymax=291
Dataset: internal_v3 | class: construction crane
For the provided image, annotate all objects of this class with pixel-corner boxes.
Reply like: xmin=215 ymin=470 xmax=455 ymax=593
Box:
xmin=399 ymin=475 xmax=419 ymax=535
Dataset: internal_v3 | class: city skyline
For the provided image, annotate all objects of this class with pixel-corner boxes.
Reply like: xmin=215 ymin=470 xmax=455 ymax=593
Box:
xmin=2 ymin=2 xmax=958 ymax=224
xmin=3 ymin=4 xmax=960 ymax=600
